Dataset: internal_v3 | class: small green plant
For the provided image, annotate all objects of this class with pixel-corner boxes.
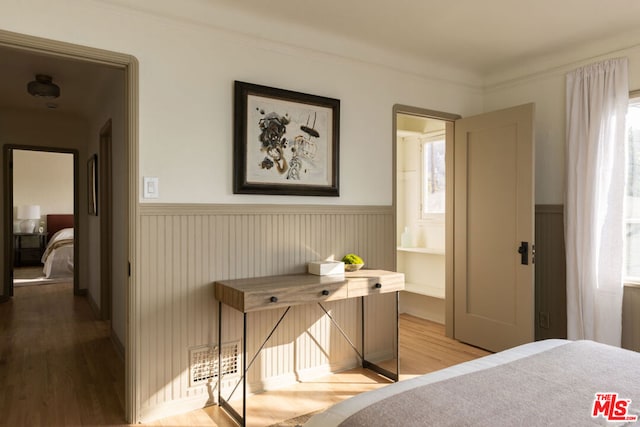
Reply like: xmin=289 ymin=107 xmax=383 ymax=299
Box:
xmin=342 ymin=253 xmax=364 ymax=265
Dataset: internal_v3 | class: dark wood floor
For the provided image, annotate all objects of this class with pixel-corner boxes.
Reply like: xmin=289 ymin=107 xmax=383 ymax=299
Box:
xmin=0 ymin=283 xmax=489 ymax=426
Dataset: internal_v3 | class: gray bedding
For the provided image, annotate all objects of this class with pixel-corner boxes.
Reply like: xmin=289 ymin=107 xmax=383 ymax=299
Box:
xmin=339 ymin=341 xmax=640 ymax=427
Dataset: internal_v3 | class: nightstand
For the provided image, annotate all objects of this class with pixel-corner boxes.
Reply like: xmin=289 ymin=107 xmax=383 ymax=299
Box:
xmin=14 ymin=233 xmax=46 ymax=267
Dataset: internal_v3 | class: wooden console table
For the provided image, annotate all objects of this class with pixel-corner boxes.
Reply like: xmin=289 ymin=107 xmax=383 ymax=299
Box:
xmin=214 ymin=269 xmax=404 ymax=426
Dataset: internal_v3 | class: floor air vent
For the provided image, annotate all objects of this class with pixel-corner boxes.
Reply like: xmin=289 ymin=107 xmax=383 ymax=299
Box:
xmin=189 ymin=341 xmax=240 ymax=387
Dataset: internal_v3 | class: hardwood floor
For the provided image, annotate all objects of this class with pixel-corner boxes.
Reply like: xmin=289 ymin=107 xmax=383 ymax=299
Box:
xmin=0 ymin=284 xmax=489 ymax=426
xmin=0 ymin=281 xmax=125 ymax=426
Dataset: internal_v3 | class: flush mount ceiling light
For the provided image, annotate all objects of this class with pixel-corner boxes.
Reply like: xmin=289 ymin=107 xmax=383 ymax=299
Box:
xmin=27 ymin=74 xmax=60 ymax=98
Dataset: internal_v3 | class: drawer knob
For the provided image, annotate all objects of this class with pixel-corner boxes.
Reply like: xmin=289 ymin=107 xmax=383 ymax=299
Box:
xmin=270 ymin=296 xmax=278 ymax=303
xmin=374 ymin=283 xmax=382 ymax=289
xmin=321 ymin=289 xmax=330 ymax=296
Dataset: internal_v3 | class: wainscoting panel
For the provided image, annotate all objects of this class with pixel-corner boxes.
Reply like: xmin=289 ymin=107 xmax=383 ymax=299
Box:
xmin=534 ymin=205 xmax=567 ymax=340
xmin=137 ymin=204 xmax=395 ymax=420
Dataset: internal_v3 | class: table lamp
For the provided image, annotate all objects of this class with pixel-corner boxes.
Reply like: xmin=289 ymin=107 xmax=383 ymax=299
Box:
xmin=17 ymin=205 xmax=41 ymax=233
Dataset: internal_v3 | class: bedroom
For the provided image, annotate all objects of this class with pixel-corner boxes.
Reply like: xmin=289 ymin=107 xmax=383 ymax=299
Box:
xmin=2 ymin=1 xmax=640 ymax=426
xmin=11 ymin=149 xmax=75 ymax=286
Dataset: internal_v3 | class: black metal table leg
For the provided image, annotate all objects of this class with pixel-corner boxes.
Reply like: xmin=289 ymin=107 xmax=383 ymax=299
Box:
xmin=361 ymin=292 xmax=399 ymax=382
xmin=219 ymin=307 xmax=291 ymax=426
xmin=320 ymin=293 xmax=399 ymax=383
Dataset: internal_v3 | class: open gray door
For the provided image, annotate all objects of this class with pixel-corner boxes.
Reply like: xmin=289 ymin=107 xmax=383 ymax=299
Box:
xmin=453 ymin=103 xmax=535 ymax=352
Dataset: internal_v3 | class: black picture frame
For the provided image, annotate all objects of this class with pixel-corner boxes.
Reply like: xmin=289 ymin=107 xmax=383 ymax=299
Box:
xmin=233 ymin=81 xmax=340 ymax=196
xmin=88 ymin=154 xmax=98 ymax=215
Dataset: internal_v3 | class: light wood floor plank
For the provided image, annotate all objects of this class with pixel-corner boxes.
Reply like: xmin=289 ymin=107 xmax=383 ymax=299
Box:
xmin=0 ymin=284 xmax=489 ymax=426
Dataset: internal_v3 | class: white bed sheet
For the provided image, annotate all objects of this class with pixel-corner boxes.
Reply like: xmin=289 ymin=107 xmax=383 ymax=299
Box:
xmin=42 ymin=228 xmax=74 ymax=278
xmin=304 ymin=339 xmax=570 ymax=427
xmin=42 ymin=245 xmax=74 ymax=278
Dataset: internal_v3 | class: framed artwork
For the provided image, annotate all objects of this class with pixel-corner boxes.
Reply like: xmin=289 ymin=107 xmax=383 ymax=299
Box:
xmin=233 ymin=81 xmax=340 ymax=196
xmin=88 ymin=154 xmax=98 ymax=215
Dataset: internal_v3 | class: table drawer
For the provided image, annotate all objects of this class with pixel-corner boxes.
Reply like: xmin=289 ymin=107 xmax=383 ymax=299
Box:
xmin=244 ymin=281 xmax=348 ymax=312
xmin=347 ymin=271 xmax=404 ymax=297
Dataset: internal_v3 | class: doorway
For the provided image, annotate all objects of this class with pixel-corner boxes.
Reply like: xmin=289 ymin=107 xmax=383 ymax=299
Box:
xmin=0 ymin=30 xmax=138 ymax=422
xmin=99 ymin=120 xmax=113 ymax=321
xmin=394 ymin=103 xmax=535 ymax=350
xmin=8 ymin=148 xmax=77 ymax=293
xmin=393 ymin=105 xmax=459 ymax=337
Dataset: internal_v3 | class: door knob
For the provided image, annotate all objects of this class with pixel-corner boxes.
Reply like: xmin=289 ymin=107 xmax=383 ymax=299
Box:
xmin=517 ymin=242 xmax=528 ymax=265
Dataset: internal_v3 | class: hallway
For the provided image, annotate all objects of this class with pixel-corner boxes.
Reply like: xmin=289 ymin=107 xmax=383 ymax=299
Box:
xmin=0 ymin=282 xmax=126 ymax=426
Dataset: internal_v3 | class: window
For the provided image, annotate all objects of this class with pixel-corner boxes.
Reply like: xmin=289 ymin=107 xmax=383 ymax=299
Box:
xmin=421 ymin=138 xmax=445 ymax=217
xmin=624 ymin=96 xmax=640 ymax=281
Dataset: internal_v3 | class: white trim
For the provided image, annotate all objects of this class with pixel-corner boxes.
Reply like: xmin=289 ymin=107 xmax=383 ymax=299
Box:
xmin=397 ymin=247 xmax=445 ymax=255
xmin=139 ymin=394 xmax=211 ymax=424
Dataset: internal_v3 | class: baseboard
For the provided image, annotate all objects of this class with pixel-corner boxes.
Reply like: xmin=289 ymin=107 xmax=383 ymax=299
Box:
xmin=87 ymin=292 xmax=100 ymax=317
xmin=364 ymin=349 xmax=395 ymax=364
xmin=139 ymin=358 xmax=361 ymax=423
xmin=111 ymin=329 xmax=125 ymax=361
xmin=138 ymin=392 xmax=212 ymax=424
xmin=400 ymin=292 xmax=445 ymax=324
xmin=86 ymin=294 xmax=125 ymax=360
xmin=247 ymin=358 xmax=360 ymax=394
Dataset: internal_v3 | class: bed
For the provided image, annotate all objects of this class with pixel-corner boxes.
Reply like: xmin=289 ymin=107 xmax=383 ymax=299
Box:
xmin=41 ymin=214 xmax=74 ymax=278
xmin=305 ymin=339 xmax=640 ymax=426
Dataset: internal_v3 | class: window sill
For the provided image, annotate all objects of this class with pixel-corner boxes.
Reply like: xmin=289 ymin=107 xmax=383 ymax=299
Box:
xmin=397 ymin=246 xmax=445 ymax=255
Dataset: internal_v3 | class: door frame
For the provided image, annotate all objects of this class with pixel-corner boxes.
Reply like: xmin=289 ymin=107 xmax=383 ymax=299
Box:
xmin=99 ymin=119 xmax=113 ymax=321
xmin=0 ymin=29 xmax=139 ymax=423
xmin=392 ymin=104 xmax=460 ymax=338
xmin=3 ymin=146 xmax=80 ymax=296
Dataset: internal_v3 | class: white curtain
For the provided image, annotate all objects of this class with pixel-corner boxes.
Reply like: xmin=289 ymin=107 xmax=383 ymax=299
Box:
xmin=565 ymin=57 xmax=628 ymax=346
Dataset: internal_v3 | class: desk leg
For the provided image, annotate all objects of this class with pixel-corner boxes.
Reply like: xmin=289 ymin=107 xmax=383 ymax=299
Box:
xmin=219 ymin=307 xmax=291 ymax=427
xmin=396 ymin=290 xmax=400 ymax=379
xmin=218 ymin=301 xmax=222 ymax=408
xmin=320 ymin=297 xmax=399 ymax=382
xmin=361 ymin=292 xmax=400 ymax=382
xmin=361 ymin=296 xmax=365 ymax=363
xmin=242 ymin=312 xmax=247 ymax=424
xmin=217 ymin=306 xmax=246 ymax=426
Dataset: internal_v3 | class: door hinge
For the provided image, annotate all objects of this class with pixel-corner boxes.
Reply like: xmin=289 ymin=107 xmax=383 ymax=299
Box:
xmin=531 ymin=244 xmax=535 ymax=264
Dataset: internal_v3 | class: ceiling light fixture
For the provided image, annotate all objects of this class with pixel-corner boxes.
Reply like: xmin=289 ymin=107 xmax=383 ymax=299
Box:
xmin=27 ymin=74 xmax=60 ymax=98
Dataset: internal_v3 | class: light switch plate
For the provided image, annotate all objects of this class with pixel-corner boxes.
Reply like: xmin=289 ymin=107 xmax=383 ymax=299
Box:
xmin=143 ymin=177 xmax=159 ymax=199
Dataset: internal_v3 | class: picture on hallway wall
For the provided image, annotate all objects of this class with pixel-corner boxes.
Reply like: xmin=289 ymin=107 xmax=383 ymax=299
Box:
xmin=233 ymin=80 xmax=340 ymax=196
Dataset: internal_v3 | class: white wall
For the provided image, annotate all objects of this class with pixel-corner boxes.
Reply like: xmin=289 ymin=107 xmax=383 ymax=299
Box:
xmin=13 ymin=149 xmax=73 ymax=231
xmin=484 ymin=46 xmax=640 ymax=204
xmin=0 ymin=0 xmax=484 ymax=207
